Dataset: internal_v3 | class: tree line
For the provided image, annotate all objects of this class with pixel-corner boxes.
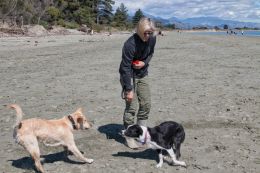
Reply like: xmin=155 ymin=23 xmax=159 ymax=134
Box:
xmin=0 ymin=0 xmax=154 ymax=31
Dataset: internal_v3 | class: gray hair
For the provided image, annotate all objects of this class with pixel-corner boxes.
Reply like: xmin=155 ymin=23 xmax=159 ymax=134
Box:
xmin=136 ymin=17 xmax=156 ymax=41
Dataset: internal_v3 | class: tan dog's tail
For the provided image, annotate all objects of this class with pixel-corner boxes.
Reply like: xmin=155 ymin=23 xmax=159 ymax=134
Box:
xmin=7 ymin=104 xmax=23 ymax=127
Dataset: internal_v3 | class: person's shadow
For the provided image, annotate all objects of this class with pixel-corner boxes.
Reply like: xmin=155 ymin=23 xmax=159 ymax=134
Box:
xmin=98 ymin=123 xmax=125 ymax=144
xmin=8 ymin=151 xmax=86 ymax=172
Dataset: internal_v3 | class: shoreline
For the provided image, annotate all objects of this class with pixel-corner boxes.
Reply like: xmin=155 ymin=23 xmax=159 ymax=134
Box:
xmin=182 ymin=29 xmax=260 ymax=37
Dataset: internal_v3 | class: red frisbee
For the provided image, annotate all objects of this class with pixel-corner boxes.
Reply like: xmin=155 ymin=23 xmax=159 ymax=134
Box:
xmin=132 ymin=60 xmax=140 ymax=65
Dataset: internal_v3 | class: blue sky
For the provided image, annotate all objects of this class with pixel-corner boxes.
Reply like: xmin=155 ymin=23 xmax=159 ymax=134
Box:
xmin=113 ymin=0 xmax=260 ymax=23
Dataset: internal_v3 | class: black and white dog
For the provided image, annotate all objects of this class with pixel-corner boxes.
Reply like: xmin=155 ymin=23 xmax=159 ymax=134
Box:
xmin=122 ymin=121 xmax=186 ymax=168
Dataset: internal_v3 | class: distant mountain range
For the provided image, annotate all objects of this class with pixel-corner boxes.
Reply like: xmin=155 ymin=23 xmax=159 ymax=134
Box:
xmin=143 ymin=13 xmax=260 ymax=29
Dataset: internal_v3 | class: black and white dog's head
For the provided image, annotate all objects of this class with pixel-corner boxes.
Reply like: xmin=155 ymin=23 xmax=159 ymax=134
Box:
xmin=121 ymin=124 xmax=149 ymax=146
xmin=122 ymin=124 xmax=143 ymax=139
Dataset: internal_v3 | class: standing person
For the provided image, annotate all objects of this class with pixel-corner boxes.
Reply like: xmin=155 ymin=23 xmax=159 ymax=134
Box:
xmin=119 ymin=17 xmax=156 ymax=149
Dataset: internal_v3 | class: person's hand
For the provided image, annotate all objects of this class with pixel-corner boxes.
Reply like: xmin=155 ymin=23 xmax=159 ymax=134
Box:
xmin=133 ymin=61 xmax=145 ymax=69
xmin=125 ymin=90 xmax=134 ymax=102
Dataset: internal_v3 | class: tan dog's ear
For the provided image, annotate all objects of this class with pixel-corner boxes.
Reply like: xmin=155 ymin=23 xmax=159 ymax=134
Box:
xmin=76 ymin=107 xmax=83 ymax=113
xmin=77 ymin=117 xmax=84 ymax=129
xmin=77 ymin=117 xmax=83 ymax=123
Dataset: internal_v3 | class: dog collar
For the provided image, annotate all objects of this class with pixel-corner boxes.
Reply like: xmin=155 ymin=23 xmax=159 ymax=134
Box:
xmin=68 ymin=115 xmax=77 ymax=130
xmin=141 ymin=130 xmax=149 ymax=145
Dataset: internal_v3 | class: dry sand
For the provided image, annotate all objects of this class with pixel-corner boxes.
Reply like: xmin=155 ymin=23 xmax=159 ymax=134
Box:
xmin=0 ymin=32 xmax=259 ymax=173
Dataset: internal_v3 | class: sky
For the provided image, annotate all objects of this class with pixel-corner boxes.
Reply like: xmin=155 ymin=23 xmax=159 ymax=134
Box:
xmin=113 ymin=0 xmax=260 ymax=23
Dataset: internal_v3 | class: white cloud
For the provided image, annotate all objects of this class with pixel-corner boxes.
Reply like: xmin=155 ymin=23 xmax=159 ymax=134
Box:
xmin=256 ymin=10 xmax=260 ymax=16
xmin=227 ymin=11 xmax=236 ymax=18
xmin=113 ymin=0 xmax=260 ymax=23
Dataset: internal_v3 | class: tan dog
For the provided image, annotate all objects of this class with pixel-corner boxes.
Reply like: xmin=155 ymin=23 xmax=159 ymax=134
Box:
xmin=8 ymin=104 xmax=93 ymax=173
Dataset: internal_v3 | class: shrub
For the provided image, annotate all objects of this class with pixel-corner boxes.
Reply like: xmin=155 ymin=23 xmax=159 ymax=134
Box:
xmin=63 ymin=21 xmax=79 ymax=29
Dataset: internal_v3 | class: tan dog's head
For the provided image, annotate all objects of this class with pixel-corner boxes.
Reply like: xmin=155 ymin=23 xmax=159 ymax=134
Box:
xmin=71 ymin=108 xmax=92 ymax=130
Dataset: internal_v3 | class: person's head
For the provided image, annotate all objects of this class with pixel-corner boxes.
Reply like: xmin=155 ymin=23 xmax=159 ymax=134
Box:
xmin=136 ymin=17 xmax=156 ymax=42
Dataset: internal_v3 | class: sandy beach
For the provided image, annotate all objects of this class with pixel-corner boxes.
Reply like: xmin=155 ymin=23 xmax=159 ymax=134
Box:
xmin=0 ymin=31 xmax=259 ymax=173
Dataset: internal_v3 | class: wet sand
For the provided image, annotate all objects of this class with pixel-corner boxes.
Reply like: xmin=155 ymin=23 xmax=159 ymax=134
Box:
xmin=0 ymin=32 xmax=259 ymax=173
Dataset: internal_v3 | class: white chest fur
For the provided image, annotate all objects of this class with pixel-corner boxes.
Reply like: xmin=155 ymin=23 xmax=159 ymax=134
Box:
xmin=139 ymin=126 xmax=165 ymax=150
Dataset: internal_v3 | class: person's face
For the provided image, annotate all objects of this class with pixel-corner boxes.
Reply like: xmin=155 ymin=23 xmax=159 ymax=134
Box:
xmin=143 ymin=30 xmax=153 ymax=42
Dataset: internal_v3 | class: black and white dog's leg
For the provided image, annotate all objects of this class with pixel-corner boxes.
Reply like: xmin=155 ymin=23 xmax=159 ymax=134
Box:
xmin=166 ymin=148 xmax=186 ymax=167
xmin=156 ymin=149 xmax=164 ymax=168
xmin=174 ymin=141 xmax=181 ymax=159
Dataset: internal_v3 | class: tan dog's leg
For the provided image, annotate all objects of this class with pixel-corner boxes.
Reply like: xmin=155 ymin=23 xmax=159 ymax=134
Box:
xmin=67 ymin=142 xmax=93 ymax=164
xmin=63 ymin=146 xmax=73 ymax=156
xmin=31 ymin=150 xmax=44 ymax=173
xmin=22 ymin=136 xmax=45 ymax=173
xmin=64 ymin=146 xmax=85 ymax=156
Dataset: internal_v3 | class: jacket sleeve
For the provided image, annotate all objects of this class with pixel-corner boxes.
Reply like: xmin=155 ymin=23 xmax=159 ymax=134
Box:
xmin=119 ymin=41 xmax=135 ymax=91
xmin=143 ymin=36 xmax=156 ymax=65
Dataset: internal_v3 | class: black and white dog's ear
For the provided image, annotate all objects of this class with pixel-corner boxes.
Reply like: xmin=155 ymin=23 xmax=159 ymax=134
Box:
xmin=131 ymin=124 xmax=143 ymax=136
xmin=136 ymin=125 xmax=143 ymax=135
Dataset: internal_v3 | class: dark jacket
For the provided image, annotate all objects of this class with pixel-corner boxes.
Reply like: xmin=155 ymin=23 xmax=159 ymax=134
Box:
xmin=119 ymin=33 xmax=156 ymax=91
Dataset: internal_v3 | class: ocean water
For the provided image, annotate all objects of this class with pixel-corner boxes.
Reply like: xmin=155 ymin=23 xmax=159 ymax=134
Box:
xmin=191 ymin=30 xmax=260 ymax=37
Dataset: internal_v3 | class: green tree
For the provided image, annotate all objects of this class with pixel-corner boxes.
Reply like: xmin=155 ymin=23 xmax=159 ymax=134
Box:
xmin=113 ymin=3 xmax=128 ymax=28
xmin=47 ymin=6 xmax=61 ymax=25
xmin=0 ymin=0 xmax=18 ymax=23
xmin=96 ymin=0 xmax=115 ymax=24
xmin=0 ymin=0 xmax=121 ymax=30
xmin=132 ymin=9 xmax=143 ymax=26
xmin=74 ymin=6 xmax=94 ymax=26
xmin=0 ymin=0 xmax=53 ymax=25
xmin=223 ymin=24 xmax=228 ymax=29
xmin=214 ymin=26 xmax=220 ymax=30
xmin=32 ymin=0 xmax=53 ymax=24
xmin=165 ymin=23 xmax=176 ymax=29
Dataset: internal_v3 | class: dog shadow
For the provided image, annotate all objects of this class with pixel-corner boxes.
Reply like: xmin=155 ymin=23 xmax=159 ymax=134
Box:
xmin=113 ymin=149 xmax=176 ymax=166
xmin=112 ymin=149 xmax=158 ymax=162
xmin=8 ymin=151 xmax=85 ymax=172
xmin=98 ymin=123 xmax=125 ymax=144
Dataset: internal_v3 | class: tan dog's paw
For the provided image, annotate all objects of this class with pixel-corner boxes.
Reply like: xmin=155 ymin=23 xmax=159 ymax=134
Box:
xmin=85 ymin=158 xmax=94 ymax=164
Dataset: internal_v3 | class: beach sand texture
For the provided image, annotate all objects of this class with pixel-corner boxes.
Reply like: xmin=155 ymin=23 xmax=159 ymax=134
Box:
xmin=0 ymin=32 xmax=259 ymax=173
